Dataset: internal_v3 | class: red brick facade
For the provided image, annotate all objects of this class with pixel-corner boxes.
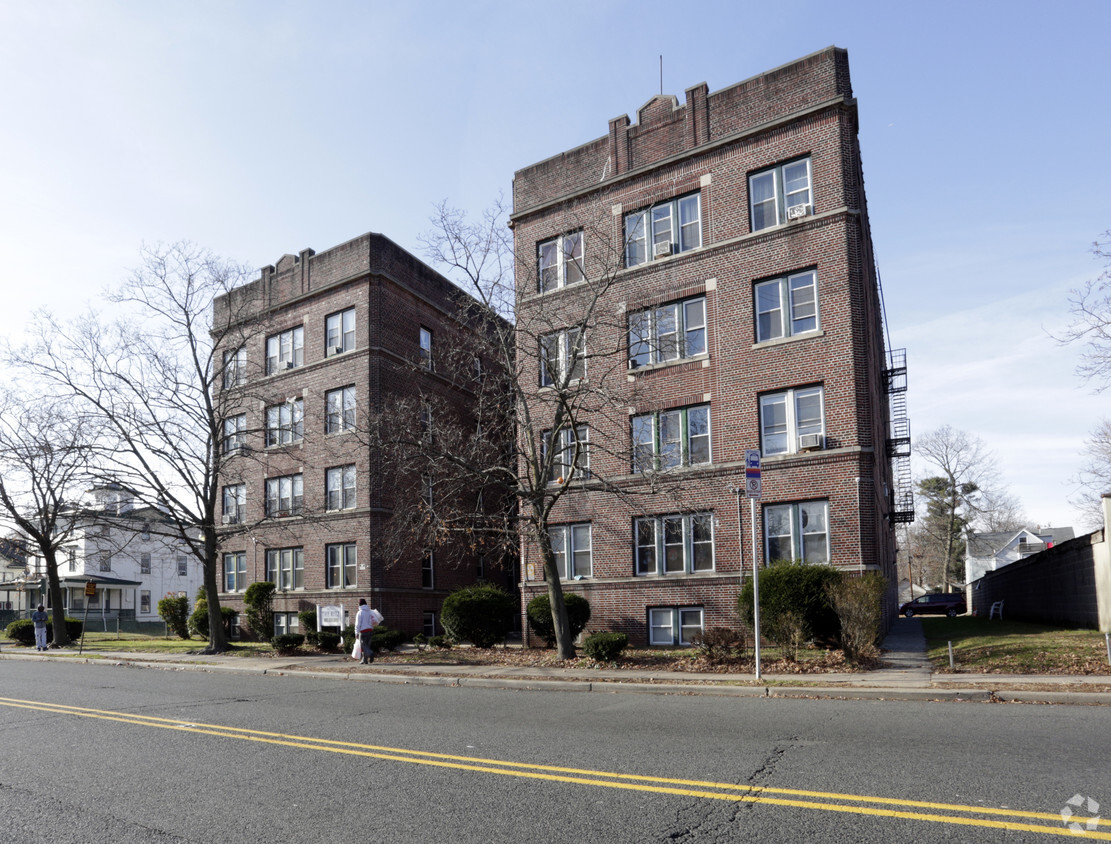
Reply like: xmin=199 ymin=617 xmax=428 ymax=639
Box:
xmin=512 ymin=48 xmax=897 ymax=646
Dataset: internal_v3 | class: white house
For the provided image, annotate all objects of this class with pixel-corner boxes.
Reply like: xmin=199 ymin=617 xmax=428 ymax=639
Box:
xmin=965 ymin=526 xmax=1075 ymax=585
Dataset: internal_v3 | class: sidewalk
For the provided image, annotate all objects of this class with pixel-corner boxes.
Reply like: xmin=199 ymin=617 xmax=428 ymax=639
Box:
xmin=4 ymin=619 xmax=1110 ymax=706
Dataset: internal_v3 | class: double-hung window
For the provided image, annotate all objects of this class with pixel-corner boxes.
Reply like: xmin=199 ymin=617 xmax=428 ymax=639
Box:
xmin=266 ymin=326 xmax=304 ymax=374
xmin=764 ymin=500 xmax=830 ymax=564
xmin=222 ymin=414 xmax=247 ymax=454
xmin=422 ymin=550 xmax=434 ymax=589
xmin=325 ymin=308 xmax=355 ymax=355
xmin=177 ymin=556 xmax=188 ymax=576
xmin=648 ymin=606 xmax=704 ymax=646
xmin=140 ymin=591 xmax=151 ymax=614
xmin=755 ymin=270 xmax=818 ymax=342
xmin=628 ymin=297 xmax=706 ymax=368
xmin=223 ymin=346 xmax=246 ymax=389
xmin=539 ymin=328 xmax=584 ymax=387
xmin=749 ymin=157 xmax=812 ymax=231
xmin=538 ymin=231 xmax=585 ymax=292
xmin=266 ymin=547 xmax=304 ymax=590
xmin=140 ymin=553 xmax=151 ymax=574
xmin=325 ymin=386 xmax=356 ymax=434
xmin=635 ymin=512 xmax=715 ymax=575
xmin=549 ymin=523 xmax=592 ymax=579
xmin=224 ymin=552 xmax=246 ymax=592
xmin=222 ymin=484 xmax=246 ymax=525
xmin=419 ymin=327 xmax=433 ymax=370
xmin=98 ymin=551 xmax=111 ymax=572
xmin=265 ymin=474 xmax=303 ymax=517
xmin=625 ymin=193 xmax=701 ymax=267
xmin=266 ymin=398 xmax=304 ymax=446
xmin=326 ymin=543 xmax=357 ymax=588
xmin=325 ymin=464 xmax=357 ymax=512
xmin=760 ymin=386 xmax=825 ymax=455
xmin=541 ymin=425 xmax=589 ymax=483
xmin=631 ymin=404 xmax=711 ymax=473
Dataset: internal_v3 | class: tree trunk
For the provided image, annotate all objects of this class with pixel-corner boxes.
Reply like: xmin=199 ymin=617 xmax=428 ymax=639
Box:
xmin=202 ymin=527 xmax=228 ymax=653
xmin=40 ymin=549 xmax=71 ymax=648
xmin=536 ymin=531 xmax=574 ymax=659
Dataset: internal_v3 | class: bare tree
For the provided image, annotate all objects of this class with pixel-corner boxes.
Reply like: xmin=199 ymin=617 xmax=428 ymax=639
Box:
xmin=1071 ymin=418 xmax=1111 ymax=528
xmin=975 ymin=487 xmax=1027 ymax=533
xmin=8 ymin=243 xmax=258 ymax=653
xmin=1059 ymin=230 xmax=1111 ymax=389
xmin=0 ymin=392 xmax=102 ymax=646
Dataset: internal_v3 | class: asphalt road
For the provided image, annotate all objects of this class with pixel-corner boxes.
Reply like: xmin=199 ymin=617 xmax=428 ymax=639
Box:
xmin=1 ymin=660 xmax=1107 ymax=843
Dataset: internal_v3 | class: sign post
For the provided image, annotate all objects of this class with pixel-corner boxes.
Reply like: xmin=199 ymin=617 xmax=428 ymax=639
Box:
xmin=744 ymin=449 xmax=763 ymax=681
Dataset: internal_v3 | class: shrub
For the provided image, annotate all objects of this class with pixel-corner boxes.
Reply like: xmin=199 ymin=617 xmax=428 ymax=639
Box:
xmin=317 ymin=631 xmax=341 ymax=651
xmin=298 ymin=609 xmax=318 ymax=632
xmin=304 ymin=630 xmax=320 ymax=646
xmin=158 ymin=594 xmax=190 ymax=640
xmin=428 ymin=634 xmax=451 ymax=649
xmin=827 ymin=572 xmax=887 ymax=663
xmin=271 ymin=633 xmax=304 ymax=654
xmin=8 ymin=617 xmax=84 ymax=646
xmin=739 ymin=560 xmax=843 ymax=656
xmin=440 ymin=584 xmax=516 ymax=648
xmin=527 ymin=593 xmax=591 ymax=647
xmin=243 ymin=581 xmax=276 ymax=641
xmin=583 ymin=632 xmax=628 ymax=662
xmin=691 ymin=627 xmax=748 ymax=664
xmin=188 ymin=596 xmax=236 ymax=640
xmin=342 ymin=624 xmax=356 ymax=653
xmin=412 ymin=633 xmax=428 ymax=649
xmin=371 ymin=626 xmax=405 ymax=652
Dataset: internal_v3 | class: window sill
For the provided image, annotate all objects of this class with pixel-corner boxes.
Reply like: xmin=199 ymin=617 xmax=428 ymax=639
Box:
xmin=534 ymin=278 xmax=588 ymax=298
xmin=636 ymin=571 xmax=717 ymax=579
xmin=628 ymin=353 xmax=709 ymax=376
xmin=751 ymin=329 xmax=824 ymax=350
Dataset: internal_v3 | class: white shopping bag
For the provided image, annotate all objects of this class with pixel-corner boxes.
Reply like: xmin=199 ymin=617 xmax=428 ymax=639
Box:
xmin=352 ymin=638 xmax=362 ymax=660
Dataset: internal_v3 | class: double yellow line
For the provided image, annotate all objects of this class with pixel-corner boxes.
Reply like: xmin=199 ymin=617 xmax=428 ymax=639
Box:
xmin=1 ymin=696 xmax=1107 ymax=839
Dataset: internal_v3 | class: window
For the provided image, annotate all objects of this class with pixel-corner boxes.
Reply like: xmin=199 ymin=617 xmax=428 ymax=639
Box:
xmin=266 ymin=398 xmax=304 ymax=446
xmin=422 ymin=550 xmax=434 ymax=589
xmin=631 ymin=405 xmax=711 ymax=473
xmin=420 ymin=473 xmax=433 ymax=508
xmin=325 ymin=308 xmax=355 ymax=355
xmin=628 ymin=297 xmax=706 ymax=368
xmin=419 ymin=402 xmax=432 ymax=441
xmin=222 ymin=414 xmax=247 ymax=454
xmin=67 ymin=548 xmax=76 ymax=573
xmin=223 ymin=345 xmax=246 ymax=389
xmin=760 ymin=386 xmax=824 ymax=455
xmin=325 ymin=465 xmax=357 ymax=512
xmin=749 ymin=157 xmax=812 ymax=231
xmin=764 ymin=500 xmax=830 ymax=564
xmin=140 ymin=553 xmax=151 ymax=574
xmin=648 ymin=607 xmax=704 ymax=646
xmin=538 ymin=231 xmax=585 ymax=292
xmin=549 ymin=523 xmax=592 ymax=579
xmin=472 ymin=356 xmax=483 ymax=380
xmin=140 ymin=590 xmax=151 ymax=614
xmin=273 ymin=612 xmax=300 ymax=636
xmin=635 ymin=513 xmax=715 ymax=576
xmin=266 ymin=326 xmax=304 ymax=375
xmin=266 ymin=548 xmax=304 ymax=590
xmin=542 ymin=425 xmax=589 ymax=483
xmin=325 ymin=386 xmax=356 ymax=434
xmin=99 ymin=551 xmax=111 ymax=572
xmin=326 ymin=543 xmax=356 ymax=588
xmin=539 ymin=328 xmax=584 ymax=387
xmin=754 ymin=270 xmax=818 ymax=342
xmin=141 ymin=523 xmax=151 ymax=540
xmin=265 ymin=474 xmax=304 ymax=517
xmin=224 ymin=552 xmax=246 ymax=592
xmin=422 ymin=611 xmax=436 ymax=637
xmin=222 ymin=484 xmax=246 ymax=525
xmin=625 ymin=193 xmax=701 ymax=267
xmin=419 ymin=327 xmax=433 ymax=370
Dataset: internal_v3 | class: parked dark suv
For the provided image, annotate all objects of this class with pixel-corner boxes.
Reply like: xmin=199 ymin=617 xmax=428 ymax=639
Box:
xmin=899 ymin=593 xmax=966 ymax=618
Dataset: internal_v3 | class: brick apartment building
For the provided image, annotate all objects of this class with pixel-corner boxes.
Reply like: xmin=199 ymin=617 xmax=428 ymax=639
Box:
xmin=511 ymin=47 xmax=909 ymax=647
xmin=213 ymin=232 xmax=512 ymax=638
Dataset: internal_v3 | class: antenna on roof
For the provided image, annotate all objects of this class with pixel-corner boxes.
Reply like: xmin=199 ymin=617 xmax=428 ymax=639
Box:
xmin=660 ymin=55 xmax=663 ymax=95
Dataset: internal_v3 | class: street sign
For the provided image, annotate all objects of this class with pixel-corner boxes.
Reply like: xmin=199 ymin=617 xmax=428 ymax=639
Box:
xmin=744 ymin=449 xmax=761 ymax=500
xmin=84 ymin=581 xmax=97 ymax=597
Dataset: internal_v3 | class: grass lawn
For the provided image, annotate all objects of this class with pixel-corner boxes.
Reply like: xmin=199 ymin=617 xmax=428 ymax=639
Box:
xmin=1 ymin=631 xmax=271 ymax=657
xmin=922 ymin=617 xmax=1111 ymax=674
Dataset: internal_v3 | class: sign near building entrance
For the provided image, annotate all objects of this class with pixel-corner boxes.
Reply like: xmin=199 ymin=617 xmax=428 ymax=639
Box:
xmin=744 ymin=449 xmax=762 ymax=499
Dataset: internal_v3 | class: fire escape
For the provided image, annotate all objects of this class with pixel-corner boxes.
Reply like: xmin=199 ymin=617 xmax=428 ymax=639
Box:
xmin=885 ymin=348 xmax=914 ymax=523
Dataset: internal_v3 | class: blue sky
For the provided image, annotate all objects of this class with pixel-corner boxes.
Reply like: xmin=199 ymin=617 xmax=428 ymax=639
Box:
xmin=1 ymin=0 xmax=1108 ymax=528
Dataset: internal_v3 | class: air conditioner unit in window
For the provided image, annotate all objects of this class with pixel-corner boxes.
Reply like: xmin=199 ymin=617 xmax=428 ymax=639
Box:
xmin=798 ymin=433 xmax=825 ymax=451
xmin=653 ymin=241 xmax=672 ymax=258
xmin=284 ymin=361 xmax=295 ymax=370
xmin=787 ymin=203 xmax=811 ymax=221
xmin=330 ymin=346 xmax=344 ymax=356
xmin=221 ymin=515 xmax=232 ymax=525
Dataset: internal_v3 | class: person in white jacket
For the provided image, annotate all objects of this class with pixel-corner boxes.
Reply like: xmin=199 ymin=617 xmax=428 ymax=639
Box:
xmin=354 ymin=598 xmax=377 ymax=664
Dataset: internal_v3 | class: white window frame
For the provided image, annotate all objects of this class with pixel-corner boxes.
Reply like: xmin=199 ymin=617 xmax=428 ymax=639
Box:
xmin=422 ymin=611 xmax=436 ymax=637
xmin=631 ymin=404 xmax=711 ymax=473
xmin=325 ymin=386 xmax=356 ymax=434
xmin=222 ymin=483 xmax=246 ymax=525
xmin=176 ymin=556 xmax=188 ymax=577
xmin=541 ymin=425 xmax=589 ymax=484
xmin=99 ymin=551 xmax=111 ymax=572
xmin=625 ymin=193 xmax=701 ymax=267
xmin=266 ymin=398 xmax=304 ymax=446
xmin=749 ymin=157 xmax=812 ymax=232
xmin=224 ymin=551 xmax=246 ymax=592
xmin=265 ymin=474 xmax=304 ymax=517
xmin=764 ymin=500 xmax=830 ymax=564
xmin=266 ymin=548 xmax=304 ymax=590
xmin=222 ymin=414 xmax=246 ymax=454
xmin=419 ymin=327 xmax=433 ymax=370
xmin=538 ymin=230 xmax=585 ymax=292
xmin=759 ymin=386 xmax=825 ymax=456
xmin=549 ymin=523 xmax=592 ymax=579
xmin=325 ymin=464 xmax=357 ymax=512
xmin=539 ymin=328 xmax=584 ymax=387
xmin=273 ymin=612 xmax=300 ymax=636
xmin=140 ymin=590 xmax=151 ymax=614
xmin=648 ymin=606 xmax=704 ymax=646
xmin=325 ymin=307 xmax=355 ymax=355
xmin=326 ymin=542 xmax=357 ymax=588
xmin=635 ymin=512 xmax=715 ymax=576
xmin=223 ymin=345 xmax=246 ymax=389
xmin=628 ymin=296 xmax=706 ymax=369
xmin=755 ymin=269 xmax=819 ymax=343
xmin=266 ymin=326 xmax=304 ymax=375
xmin=140 ymin=553 xmax=151 ymax=574
xmin=422 ymin=550 xmax=434 ymax=589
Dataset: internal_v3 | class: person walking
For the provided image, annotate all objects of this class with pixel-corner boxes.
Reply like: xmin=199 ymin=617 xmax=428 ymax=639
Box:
xmin=32 ymin=604 xmax=49 ymax=652
xmin=354 ymin=598 xmax=377 ymax=665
